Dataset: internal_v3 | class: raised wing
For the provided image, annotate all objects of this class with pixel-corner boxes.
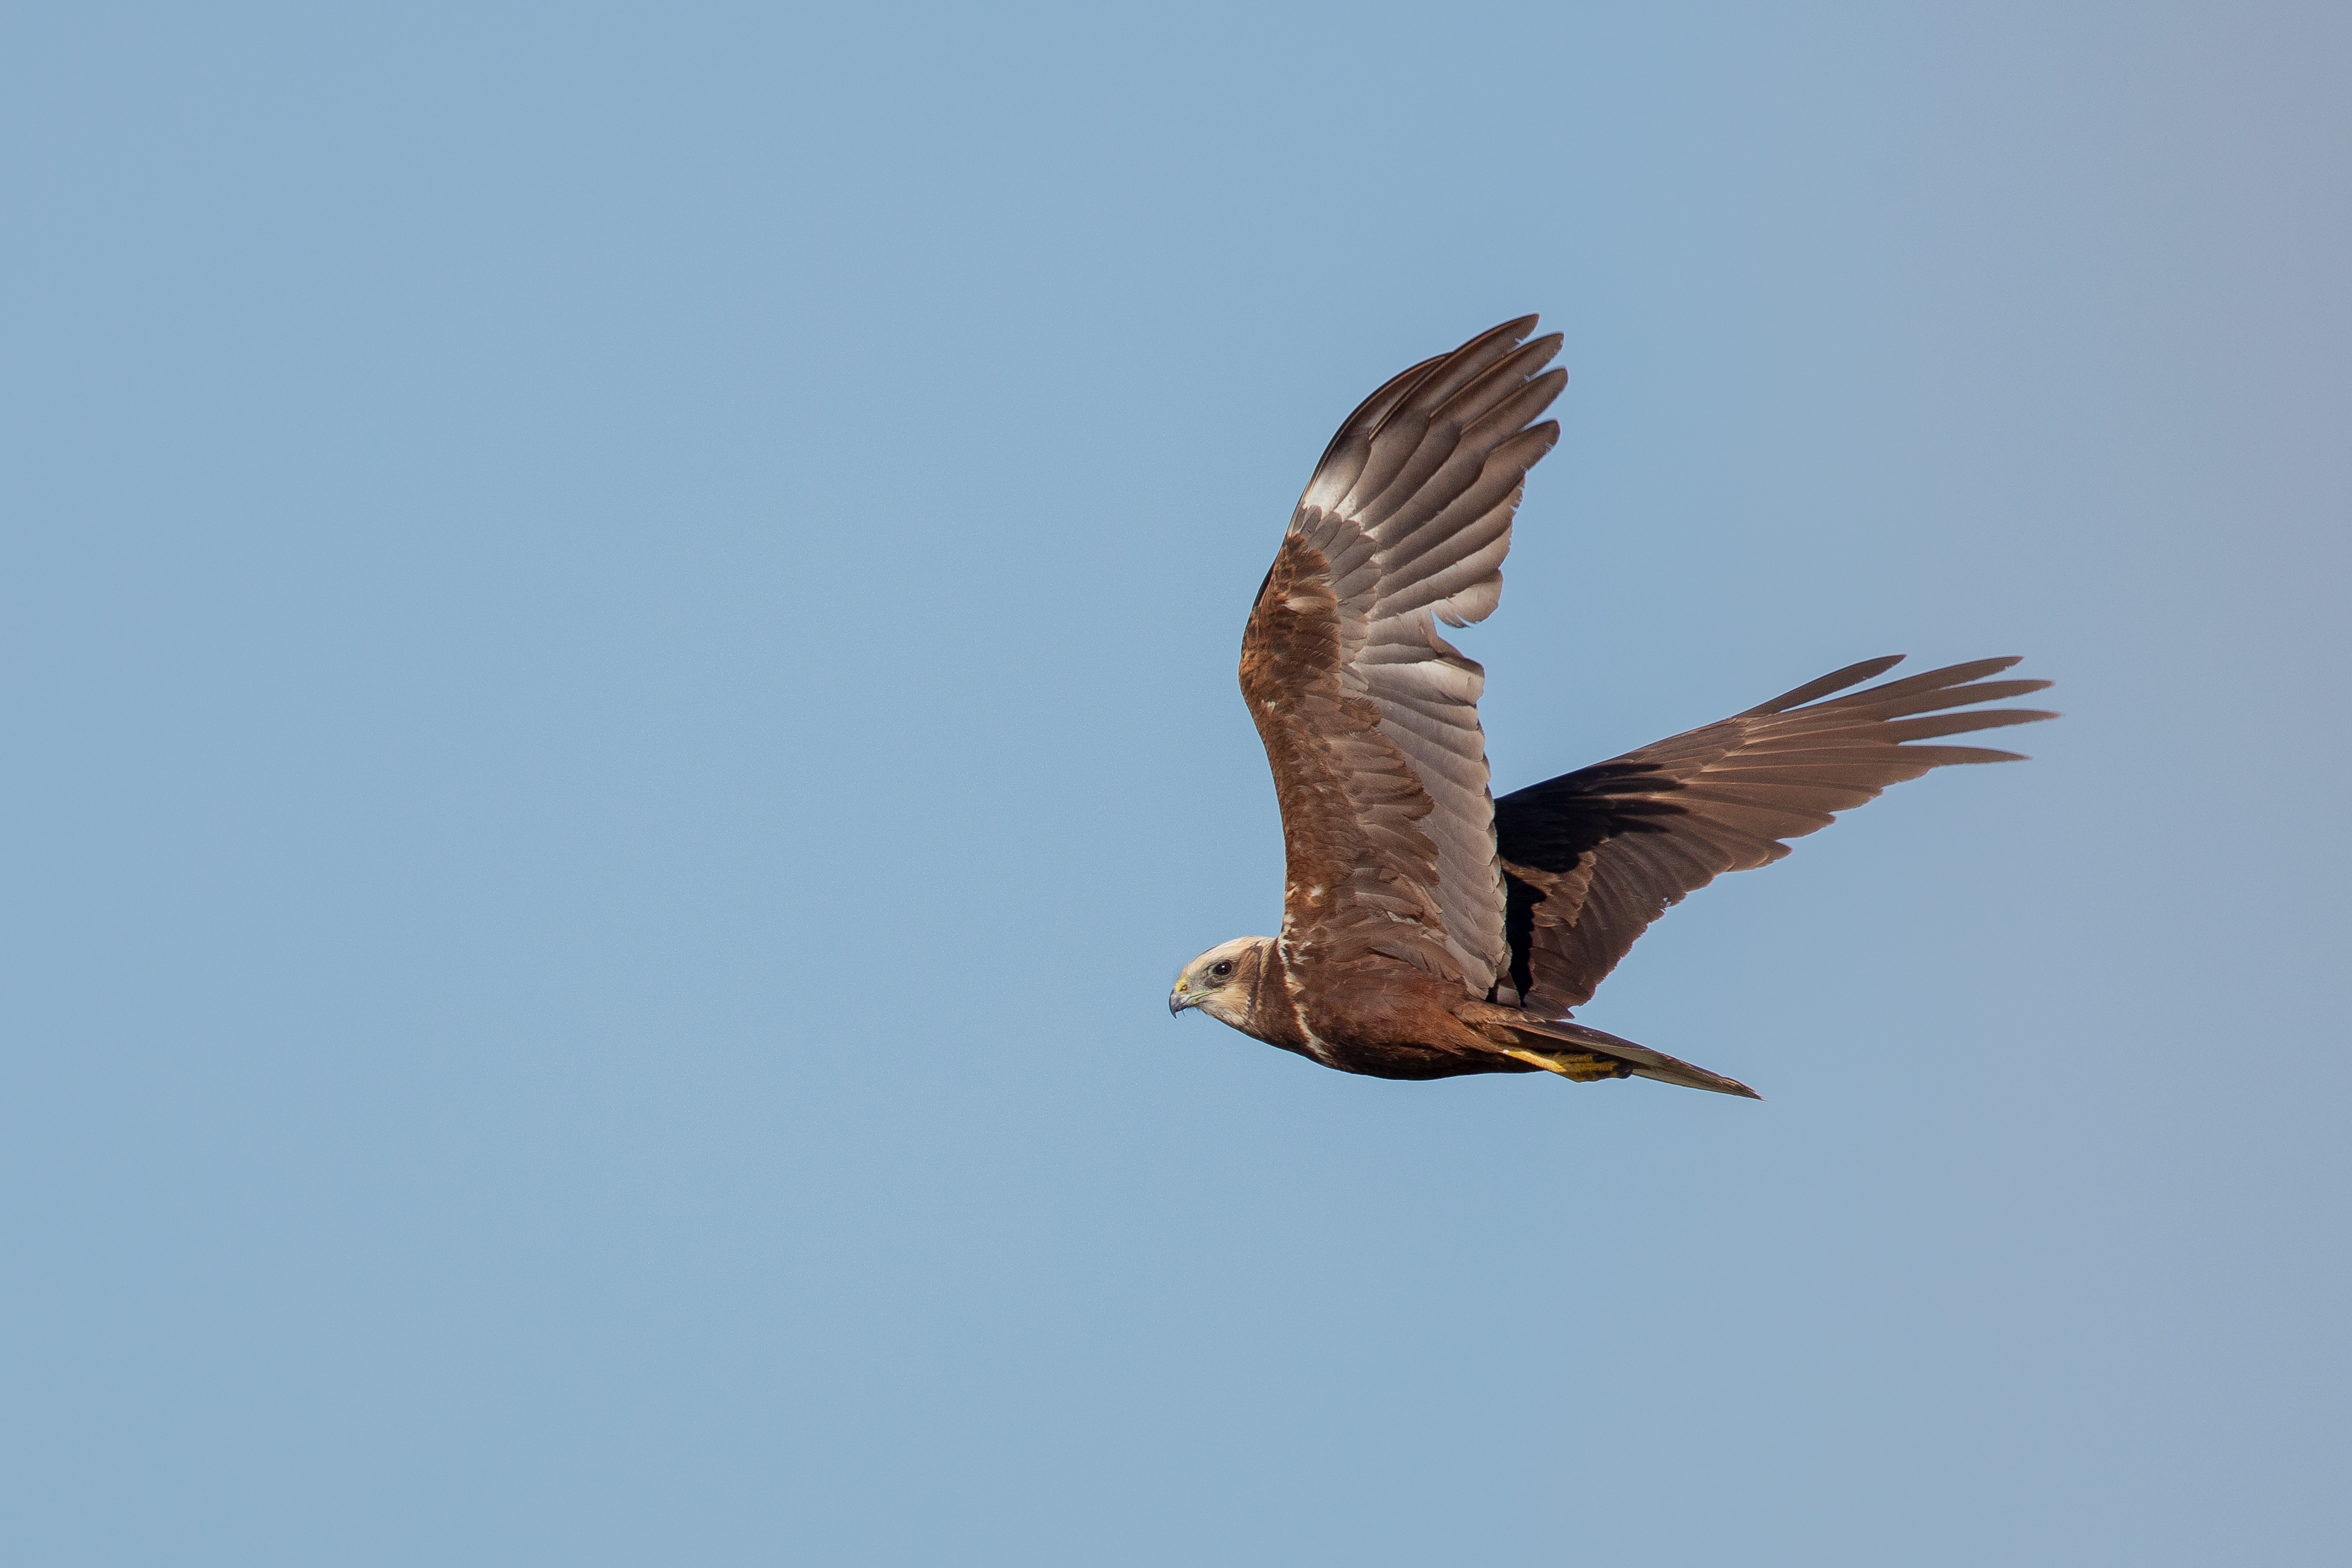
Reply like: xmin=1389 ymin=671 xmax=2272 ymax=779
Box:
xmin=1241 ymin=318 xmax=1567 ymax=995
xmin=1494 ymin=656 xmax=2056 ymax=1012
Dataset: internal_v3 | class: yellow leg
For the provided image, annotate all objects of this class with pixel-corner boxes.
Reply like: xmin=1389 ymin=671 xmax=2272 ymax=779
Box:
xmin=1500 ymin=1046 xmax=1633 ymax=1082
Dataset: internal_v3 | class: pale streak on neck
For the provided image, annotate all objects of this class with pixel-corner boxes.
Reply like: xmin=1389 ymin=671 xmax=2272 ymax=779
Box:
xmin=1272 ymin=936 xmax=1339 ymax=1068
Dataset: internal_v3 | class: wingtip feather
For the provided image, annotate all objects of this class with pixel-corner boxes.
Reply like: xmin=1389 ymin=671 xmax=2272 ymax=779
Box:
xmin=1745 ymin=655 xmax=1906 ymax=715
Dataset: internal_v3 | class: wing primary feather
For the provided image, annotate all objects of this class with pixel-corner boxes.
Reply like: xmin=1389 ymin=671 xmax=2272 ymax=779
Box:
xmin=1740 ymin=655 xmax=1908 ymax=715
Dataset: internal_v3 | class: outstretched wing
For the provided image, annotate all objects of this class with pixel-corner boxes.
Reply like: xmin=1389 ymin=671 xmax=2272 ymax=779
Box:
xmin=1494 ymin=656 xmax=2056 ymax=1012
xmin=1241 ymin=318 xmax=1567 ymax=995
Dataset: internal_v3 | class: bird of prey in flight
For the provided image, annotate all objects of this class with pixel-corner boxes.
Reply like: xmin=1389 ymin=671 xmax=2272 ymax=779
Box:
xmin=1168 ymin=316 xmax=2053 ymax=1097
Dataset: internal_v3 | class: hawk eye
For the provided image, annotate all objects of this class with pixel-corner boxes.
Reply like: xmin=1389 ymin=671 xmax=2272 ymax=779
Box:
xmin=1209 ymin=960 xmax=1235 ymax=979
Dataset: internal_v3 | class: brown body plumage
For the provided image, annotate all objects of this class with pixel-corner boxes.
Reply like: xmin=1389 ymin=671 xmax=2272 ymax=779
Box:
xmin=1168 ymin=317 xmax=2055 ymax=1096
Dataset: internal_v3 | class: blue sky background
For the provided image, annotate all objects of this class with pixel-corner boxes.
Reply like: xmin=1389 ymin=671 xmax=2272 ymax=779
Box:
xmin=4 ymin=3 xmax=2347 ymax=1563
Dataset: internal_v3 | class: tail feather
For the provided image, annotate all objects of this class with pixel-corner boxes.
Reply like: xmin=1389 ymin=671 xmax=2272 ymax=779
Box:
xmin=1457 ymin=1002 xmax=1761 ymax=1098
xmin=1525 ymin=1019 xmax=1762 ymax=1099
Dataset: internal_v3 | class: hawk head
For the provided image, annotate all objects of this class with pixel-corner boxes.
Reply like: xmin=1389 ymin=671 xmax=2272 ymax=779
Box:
xmin=1168 ymin=937 xmax=1276 ymax=1032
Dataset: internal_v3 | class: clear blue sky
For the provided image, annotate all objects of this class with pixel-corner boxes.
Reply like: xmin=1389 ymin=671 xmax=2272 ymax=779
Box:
xmin=4 ymin=4 xmax=2346 ymax=1563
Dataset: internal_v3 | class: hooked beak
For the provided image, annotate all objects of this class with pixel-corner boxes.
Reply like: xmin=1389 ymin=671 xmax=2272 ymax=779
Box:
xmin=1169 ymin=981 xmax=1198 ymax=1017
